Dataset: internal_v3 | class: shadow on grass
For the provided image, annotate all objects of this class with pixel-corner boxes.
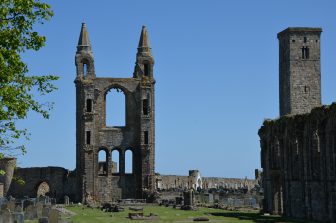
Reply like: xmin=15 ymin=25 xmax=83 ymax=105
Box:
xmin=205 ymin=212 xmax=318 ymax=223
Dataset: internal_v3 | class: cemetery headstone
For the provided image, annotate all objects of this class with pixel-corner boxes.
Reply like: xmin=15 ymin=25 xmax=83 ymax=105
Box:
xmin=49 ymin=209 xmax=60 ymax=223
xmin=25 ymin=205 xmax=37 ymax=220
xmin=2 ymin=208 xmax=12 ymax=223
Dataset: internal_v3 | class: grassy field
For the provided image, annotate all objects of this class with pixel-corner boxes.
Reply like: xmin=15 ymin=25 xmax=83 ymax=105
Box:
xmin=60 ymin=205 xmax=318 ymax=223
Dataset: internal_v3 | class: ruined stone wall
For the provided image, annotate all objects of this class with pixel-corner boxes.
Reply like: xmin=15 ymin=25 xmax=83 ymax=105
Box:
xmin=259 ymin=104 xmax=336 ymax=222
xmin=7 ymin=167 xmax=76 ymax=203
xmin=157 ymin=175 xmax=257 ymax=191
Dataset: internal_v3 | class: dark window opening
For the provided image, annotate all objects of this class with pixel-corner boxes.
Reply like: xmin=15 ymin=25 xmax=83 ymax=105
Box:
xmin=86 ymin=99 xmax=92 ymax=112
xmin=144 ymin=131 xmax=149 ymax=145
xmin=144 ymin=64 xmax=149 ymax=76
xmin=86 ymin=131 xmax=91 ymax=145
xmin=83 ymin=63 xmax=88 ymax=76
xmin=304 ymin=86 xmax=309 ymax=93
xmin=292 ymin=39 xmax=295 ymax=43
xmin=302 ymin=47 xmax=309 ymax=59
xmin=143 ymin=99 xmax=149 ymax=115
xmin=304 ymin=37 xmax=307 ymax=43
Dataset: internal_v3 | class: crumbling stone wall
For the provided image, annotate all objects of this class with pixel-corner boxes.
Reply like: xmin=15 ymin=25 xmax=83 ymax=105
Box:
xmin=259 ymin=104 xmax=336 ymax=222
xmin=7 ymin=167 xmax=76 ymax=202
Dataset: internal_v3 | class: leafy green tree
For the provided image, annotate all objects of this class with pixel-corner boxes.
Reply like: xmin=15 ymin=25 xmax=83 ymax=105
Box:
xmin=0 ymin=0 xmax=58 ymax=160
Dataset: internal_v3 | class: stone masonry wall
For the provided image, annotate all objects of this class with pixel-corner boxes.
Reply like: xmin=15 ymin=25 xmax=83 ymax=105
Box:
xmin=259 ymin=104 xmax=336 ymax=222
xmin=7 ymin=167 xmax=76 ymax=202
xmin=157 ymin=175 xmax=257 ymax=191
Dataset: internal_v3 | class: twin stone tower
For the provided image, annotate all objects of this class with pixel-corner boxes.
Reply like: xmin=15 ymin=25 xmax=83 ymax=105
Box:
xmin=75 ymin=23 xmax=156 ymax=203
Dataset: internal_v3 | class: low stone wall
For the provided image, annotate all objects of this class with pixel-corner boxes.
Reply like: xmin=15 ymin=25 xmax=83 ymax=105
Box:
xmin=158 ymin=175 xmax=257 ymax=191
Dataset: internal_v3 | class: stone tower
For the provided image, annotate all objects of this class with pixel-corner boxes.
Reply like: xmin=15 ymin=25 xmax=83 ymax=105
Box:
xmin=278 ymin=27 xmax=322 ymax=116
xmin=75 ymin=23 xmax=155 ymax=203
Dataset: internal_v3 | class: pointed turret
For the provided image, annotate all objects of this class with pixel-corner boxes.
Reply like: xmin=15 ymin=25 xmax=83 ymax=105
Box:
xmin=137 ymin=26 xmax=152 ymax=57
xmin=75 ymin=23 xmax=95 ymax=79
xmin=134 ymin=26 xmax=154 ymax=78
xmin=77 ymin=23 xmax=92 ymax=52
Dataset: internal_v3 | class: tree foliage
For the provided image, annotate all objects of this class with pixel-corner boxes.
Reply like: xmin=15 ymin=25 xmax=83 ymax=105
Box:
xmin=0 ymin=0 xmax=58 ymax=157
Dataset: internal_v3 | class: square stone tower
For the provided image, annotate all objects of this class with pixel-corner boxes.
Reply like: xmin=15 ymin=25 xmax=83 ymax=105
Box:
xmin=75 ymin=24 xmax=156 ymax=203
xmin=278 ymin=27 xmax=322 ymax=116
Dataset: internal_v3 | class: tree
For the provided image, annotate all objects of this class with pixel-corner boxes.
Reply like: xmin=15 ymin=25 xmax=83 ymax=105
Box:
xmin=0 ymin=0 xmax=58 ymax=160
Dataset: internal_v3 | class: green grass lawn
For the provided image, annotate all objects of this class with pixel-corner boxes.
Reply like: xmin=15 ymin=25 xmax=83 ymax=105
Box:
xmin=63 ymin=205 xmax=318 ymax=223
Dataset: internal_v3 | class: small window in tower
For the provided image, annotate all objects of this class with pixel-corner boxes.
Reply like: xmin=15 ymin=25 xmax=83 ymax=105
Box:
xmin=292 ymin=39 xmax=295 ymax=43
xmin=143 ymin=99 xmax=149 ymax=115
xmin=144 ymin=63 xmax=149 ymax=76
xmin=83 ymin=63 xmax=88 ymax=76
xmin=302 ymin=47 xmax=310 ymax=59
xmin=86 ymin=99 xmax=92 ymax=112
xmin=304 ymin=37 xmax=307 ymax=43
xmin=304 ymin=86 xmax=310 ymax=93
xmin=144 ymin=131 xmax=149 ymax=145
xmin=86 ymin=131 xmax=91 ymax=145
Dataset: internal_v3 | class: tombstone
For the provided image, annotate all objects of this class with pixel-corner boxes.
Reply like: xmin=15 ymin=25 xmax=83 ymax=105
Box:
xmin=36 ymin=203 xmax=43 ymax=219
xmin=183 ymin=189 xmax=195 ymax=209
xmin=7 ymin=200 xmax=15 ymax=212
xmin=25 ymin=205 xmax=37 ymax=220
xmin=42 ymin=206 xmax=51 ymax=217
xmin=13 ymin=212 xmax=24 ymax=223
xmin=49 ymin=209 xmax=60 ymax=223
xmin=45 ymin=196 xmax=50 ymax=205
xmin=64 ymin=195 xmax=70 ymax=206
xmin=14 ymin=204 xmax=23 ymax=213
xmin=2 ymin=208 xmax=12 ymax=223
xmin=208 ymin=193 xmax=214 ymax=203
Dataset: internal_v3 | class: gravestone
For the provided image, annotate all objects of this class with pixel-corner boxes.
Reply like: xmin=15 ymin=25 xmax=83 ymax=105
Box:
xmin=13 ymin=212 xmax=24 ymax=223
xmin=49 ymin=209 xmax=60 ymax=223
xmin=15 ymin=204 xmax=23 ymax=212
xmin=7 ymin=200 xmax=15 ymax=212
xmin=2 ymin=208 xmax=12 ymax=223
xmin=25 ymin=205 xmax=37 ymax=220
xmin=64 ymin=195 xmax=69 ymax=206
xmin=42 ymin=206 xmax=51 ymax=217
xmin=36 ymin=203 xmax=43 ymax=219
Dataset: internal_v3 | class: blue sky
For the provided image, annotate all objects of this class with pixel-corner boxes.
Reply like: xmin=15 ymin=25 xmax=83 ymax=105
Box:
xmin=16 ymin=0 xmax=336 ymax=178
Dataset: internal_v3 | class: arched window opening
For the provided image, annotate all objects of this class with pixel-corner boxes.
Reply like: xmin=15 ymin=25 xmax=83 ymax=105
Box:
xmin=98 ymin=150 xmax=107 ymax=176
xmin=37 ymin=182 xmax=50 ymax=198
xmin=83 ymin=63 xmax=88 ymax=76
xmin=125 ymin=150 xmax=133 ymax=174
xmin=112 ymin=150 xmax=120 ymax=174
xmin=144 ymin=63 xmax=149 ymax=76
xmin=106 ymin=88 xmax=125 ymax=127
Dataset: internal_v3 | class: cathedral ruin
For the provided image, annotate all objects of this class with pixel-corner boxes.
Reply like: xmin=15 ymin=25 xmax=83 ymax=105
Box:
xmin=75 ymin=23 xmax=156 ymax=203
xmin=259 ymin=27 xmax=336 ymax=222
